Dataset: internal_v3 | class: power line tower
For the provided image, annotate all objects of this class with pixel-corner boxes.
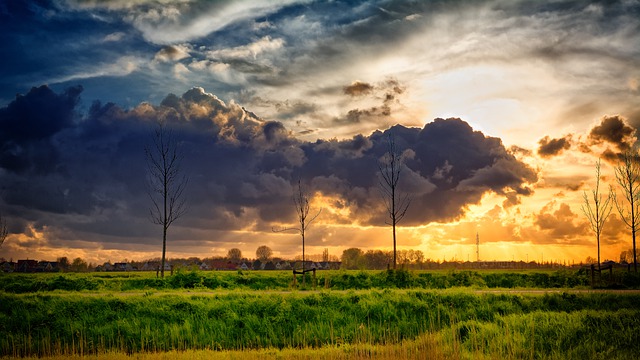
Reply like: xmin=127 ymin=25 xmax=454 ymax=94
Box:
xmin=476 ymin=232 xmax=480 ymax=262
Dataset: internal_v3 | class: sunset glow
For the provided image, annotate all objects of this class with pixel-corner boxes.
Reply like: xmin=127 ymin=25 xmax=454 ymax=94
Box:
xmin=1 ymin=0 xmax=639 ymax=266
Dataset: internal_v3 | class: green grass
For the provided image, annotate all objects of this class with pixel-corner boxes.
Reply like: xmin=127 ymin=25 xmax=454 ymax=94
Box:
xmin=3 ymin=268 xmax=630 ymax=293
xmin=2 ymin=270 xmax=639 ymax=359
xmin=1 ymin=290 xmax=639 ymax=358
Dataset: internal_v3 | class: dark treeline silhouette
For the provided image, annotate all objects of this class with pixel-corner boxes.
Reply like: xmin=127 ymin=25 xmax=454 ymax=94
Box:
xmin=4 ymin=248 xmax=638 ymax=273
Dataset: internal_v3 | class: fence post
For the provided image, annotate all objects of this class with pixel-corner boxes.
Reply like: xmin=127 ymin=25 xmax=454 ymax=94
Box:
xmin=609 ymin=266 xmax=613 ymax=283
xmin=313 ymin=269 xmax=317 ymax=290
xmin=590 ymin=264 xmax=595 ymax=287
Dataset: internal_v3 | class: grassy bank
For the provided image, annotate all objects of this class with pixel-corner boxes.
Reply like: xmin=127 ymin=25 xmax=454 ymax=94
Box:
xmin=2 ymin=290 xmax=639 ymax=358
xmin=3 ymin=268 xmax=635 ymax=293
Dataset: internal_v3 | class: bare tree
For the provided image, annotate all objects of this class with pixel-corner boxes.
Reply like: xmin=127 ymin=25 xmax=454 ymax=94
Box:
xmin=613 ymin=150 xmax=640 ymax=272
xmin=0 ymin=212 xmax=7 ymax=249
xmin=378 ymin=134 xmax=411 ymax=269
xmin=145 ymin=121 xmax=188 ymax=277
xmin=581 ymin=159 xmax=613 ymax=271
xmin=273 ymin=180 xmax=321 ymax=284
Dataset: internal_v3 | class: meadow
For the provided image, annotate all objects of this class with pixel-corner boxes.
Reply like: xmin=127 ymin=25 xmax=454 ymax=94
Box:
xmin=1 ymin=269 xmax=639 ymax=359
xmin=3 ymin=267 xmax=638 ymax=293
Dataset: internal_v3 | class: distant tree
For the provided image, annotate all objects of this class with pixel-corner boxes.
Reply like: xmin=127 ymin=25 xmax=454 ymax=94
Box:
xmin=363 ymin=250 xmax=392 ymax=269
xmin=341 ymin=248 xmax=364 ymax=270
xmin=256 ymin=245 xmax=273 ymax=262
xmin=0 ymin=211 xmax=7 ymax=249
xmin=613 ymin=150 xmax=640 ymax=272
xmin=145 ymin=121 xmax=188 ymax=277
xmin=227 ymin=248 xmax=242 ymax=262
xmin=70 ymin=257 xmax=88 ymax=272
xmin=581 ymin=159 xmax=613 ymax=270
xmin=57 ymin=257 xmax=70 ymax=272
xmin=620 ymin=249 xmax=640 ymax=264
xmin=272 ymin=180 xmax=321 ymax=284
xmin=378 ymin=133 xmax=411 ymax=269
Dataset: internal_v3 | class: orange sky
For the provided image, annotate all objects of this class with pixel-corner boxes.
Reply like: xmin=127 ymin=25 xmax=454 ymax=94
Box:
xmin=1 ymin=1 xmax=639 ymax=265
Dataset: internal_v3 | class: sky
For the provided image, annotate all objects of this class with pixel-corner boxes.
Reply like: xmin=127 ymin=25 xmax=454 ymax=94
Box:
xmin=1 ymin=0 xmax=639 ymax=265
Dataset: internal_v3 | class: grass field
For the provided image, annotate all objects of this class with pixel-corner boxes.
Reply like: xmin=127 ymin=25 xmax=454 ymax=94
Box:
xmin=2 ymin=267 xmax=637 ymax=293
xmin=1 ymin=269 xmax=639 ymax=359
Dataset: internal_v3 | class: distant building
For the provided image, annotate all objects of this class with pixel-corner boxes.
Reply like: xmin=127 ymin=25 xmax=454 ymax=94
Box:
xmin=0 ymin=261 xmax=16 ymax=272
xmin=16 ymin=260 xmax=38 ymax=273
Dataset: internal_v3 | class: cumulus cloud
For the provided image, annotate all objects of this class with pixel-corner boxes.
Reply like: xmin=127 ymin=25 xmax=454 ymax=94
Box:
xmin=334 ymin=78 xmax=408 ymax=128
xmin=587 ymin=115 xmax=636 ymax=153
xmin=0 ymin=87 xmax=538 ymax=254
xmin=534 ymin=201 xmax=588 ymax=241
xmin=537 ymin=135 xmax=572 ymax=157
xmin=537 ymin=115 xmax=637 ymax=162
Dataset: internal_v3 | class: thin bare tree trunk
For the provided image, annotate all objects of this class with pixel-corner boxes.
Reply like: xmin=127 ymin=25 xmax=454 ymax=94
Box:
xmin=378 ymin=133 xmax=411 ymax=270
xmin=146 ymin=121 xmax=188 ymax=278
xmin=613 ymin=150 xmax=640 ymax=272
xmin=582 ymin=159 xmax=613 ymax=272
xmin=273 ymin=180 xmax=321 ymax=287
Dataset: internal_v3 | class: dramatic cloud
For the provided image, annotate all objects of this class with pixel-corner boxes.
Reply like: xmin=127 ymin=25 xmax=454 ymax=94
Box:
xmin=0 ymin=86 xmax=537 ymax=255
xmin=588 ymin=115 xmax=636 ymax=153
xmin=2 ymin=0 xmax=638 ymax=263
xmin=534 ymin=201 xmax=588 ymax=242
xmin=0 ymin=85 xmax=82 ymax=174
xmin=537 ymin=135 xmax=572 ymax=158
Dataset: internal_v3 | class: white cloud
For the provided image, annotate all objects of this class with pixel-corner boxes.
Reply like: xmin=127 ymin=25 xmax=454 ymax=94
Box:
xmin=48 ymin=56 xmax=144 ymax=84
xmin=207 ymin=36 xmax=285 ymax=60
xmin=122 ymin=0 xmax=306 ymax=45
xmin=102 ymin=32 xmax=125 ymax=42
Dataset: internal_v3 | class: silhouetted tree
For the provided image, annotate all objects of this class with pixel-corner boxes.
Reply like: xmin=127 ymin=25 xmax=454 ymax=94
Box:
xmin=256 ymin=245 xmax=273 ymax=262
xmin=0 ymin=212 xmax=7 ymax=249
xmin=581 ymin=159 xmax=613 ymax=270
xmin=378 ymin=134 xmax=411 ymax=269
xmin=613 ymin=150 xmax=640 ymax=272
xmin=146 ymin=121 xmax=188 ymax=277
xmin=57 ymin=257 xmax=69 ymax=272
xmin=272 ymin=180 xmax=321 ymax=284
xmin=227 ymin=248 xmax=242 ymax=262
xmin=620 ymin=248 xmax=640 ymax=264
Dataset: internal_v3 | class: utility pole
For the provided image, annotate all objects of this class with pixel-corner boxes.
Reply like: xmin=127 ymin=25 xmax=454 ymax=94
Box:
xmin=476 ymin=232 xmax=479 ymax=262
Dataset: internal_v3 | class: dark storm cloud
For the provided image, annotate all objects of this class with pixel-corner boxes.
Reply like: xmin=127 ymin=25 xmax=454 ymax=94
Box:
xmin=0 ymin=85 xmax=82 ymax=174
xmin=0 ymin=86 xmax=537 ymax=246
xmin=296 ymin=118 xmax=538 ymax=225
xmin=588 ymin=115 xmax=636 ymax=152
xmin=537 ymin=135 xmax=572 ymax=157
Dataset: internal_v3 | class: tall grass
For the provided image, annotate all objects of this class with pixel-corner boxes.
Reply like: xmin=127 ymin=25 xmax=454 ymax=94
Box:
xmin=1 ymin=290 xmax=639 ymax=358
xmin=4 ymin=268 xmax=633 ymax=293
